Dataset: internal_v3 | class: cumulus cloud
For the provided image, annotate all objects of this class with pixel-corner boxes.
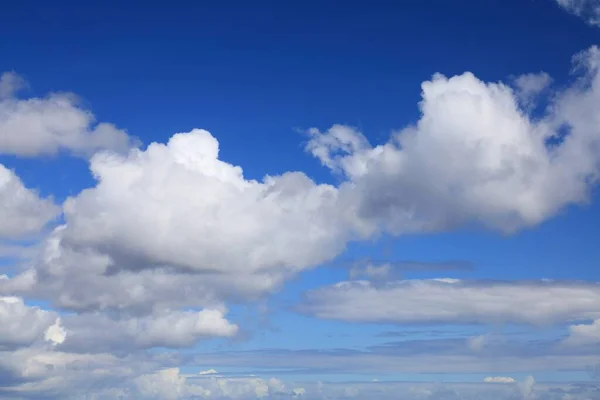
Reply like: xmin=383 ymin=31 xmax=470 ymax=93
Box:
xmin=61 ymin=309 xmax=238 ymax=351
xmin=565 ymin=318 xmax=600 ymax=345
xmin=307 ymin=48 xmax=600 ymax=234
xmin=298 ymin=279 xmax=600 ymax=325
xmin=0 ymin=71 xmax=137 ymax=157
xmin=555 ymin=0 xmax=600 ymax=26
xmin=0 ymin=164 xmax=59 ymax=239
xmin=0 ymin=129 xmax=356 ymax=313
xmin=0 ymin=347 xmax=161 ymax=398
xmin=0 ymin=296 xmax=63 ymax=348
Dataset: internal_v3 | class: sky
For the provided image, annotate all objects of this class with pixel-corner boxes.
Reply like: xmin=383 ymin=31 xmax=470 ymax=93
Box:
xmin=2 ymin=0 xmax=600 ymax=399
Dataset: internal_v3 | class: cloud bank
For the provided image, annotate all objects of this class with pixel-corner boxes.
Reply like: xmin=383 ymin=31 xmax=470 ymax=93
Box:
xmin=1 ymin=44 xmax=600 ymax=398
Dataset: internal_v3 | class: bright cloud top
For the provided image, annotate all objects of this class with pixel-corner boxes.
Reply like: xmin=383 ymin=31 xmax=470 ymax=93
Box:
xmin=307 ymin=48 xmax=600 ymax=234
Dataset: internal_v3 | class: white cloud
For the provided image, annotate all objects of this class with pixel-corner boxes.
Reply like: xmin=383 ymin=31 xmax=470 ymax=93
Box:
xmin=61 ymin=129 xmax=348 ymax=276
xmin=298 ymin=279 xmax=600 ymax=325
xmin=198 ymin=369 xmax=218 ymax=375
xmin=0 ymin=347 xmax=158 ymax=398
xmin=0 ymin=72 xmax=137 ymax=157
xmin=0 ymin=164 xmax=59 ymax=239
xmin=484 ymin=377 xmax=516 ymax=384
xmin=0 ymin=296 xmax=62 ymax=348
xmin=0 ymin=129 xmax=355 ymax=312
xmin=555 ymin=0 xmax=600 ymax=26
xmin=307 ymin=48 xmax=600 ymax=234
xmin=565 ymin=318 xmax=600 ymax=345
xmin=44 ymin=318 xmax=66 ymax=345
xmin=62 ymin=309 xmax=238 ymax=351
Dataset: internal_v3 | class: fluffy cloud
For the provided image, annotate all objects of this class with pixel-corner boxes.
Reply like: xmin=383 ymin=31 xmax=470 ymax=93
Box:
xmin=565 ymin=318 xmax=600 ymax=345
xmin=61 ymin=130 xmax=349 ymax=275
xmin=0 ymin=296 xmax=63 ymax=348
xmin=308 ymin=49 xmax=600 ymax=234
xmin=298 ymin=279 xmax=600 ymax=325
xmin=0 ymin=347 xmax=161 ymax=398
xmin=61 ymin=309 xmax=238 ymax=351
xmin=0 ymin=129 xmax=355 ymax=313
xmin=0 ymin=164 xmax=59 ymax=239
xmin=0 ymin=72 xmax=136 ymax=157
xmin=555 ymin=0 xmax=600 ymax=26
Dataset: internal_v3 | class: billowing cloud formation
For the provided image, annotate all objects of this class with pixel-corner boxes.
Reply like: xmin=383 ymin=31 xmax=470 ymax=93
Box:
xmin=308 ymin=48 xmax=600 ymax=234
xmin=62 ymin=309 xmax=238 ymax=351
xmin=6 ymin=47 xmax=600 ymax=317
xmin=298 ymin=279 xmax=600 ymax=325
xmin=0 ymin=164 xmax=59 ymax=238
xmin=0 ymin=130 xmax=356 ymax=313
xmin=555 ymin=0 xmax=600 ymax=26
xmin=0 ymin=72 xmax=136 ymax=157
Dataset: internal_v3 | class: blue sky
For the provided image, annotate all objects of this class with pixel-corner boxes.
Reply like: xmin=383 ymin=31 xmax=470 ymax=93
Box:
xmin=2 ymin=0 xmax=600 ymax=399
